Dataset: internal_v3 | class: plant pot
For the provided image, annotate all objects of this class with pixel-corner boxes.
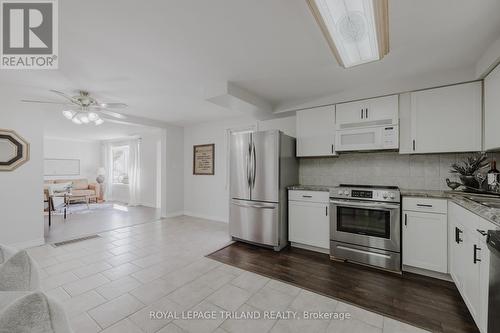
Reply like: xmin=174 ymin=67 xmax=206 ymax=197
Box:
xmin=459 ymin=175 xmax=479 ymax=189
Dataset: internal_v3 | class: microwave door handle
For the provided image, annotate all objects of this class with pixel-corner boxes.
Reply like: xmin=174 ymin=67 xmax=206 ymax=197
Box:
xmin=330 ymin=200 xmax=400 ymax=210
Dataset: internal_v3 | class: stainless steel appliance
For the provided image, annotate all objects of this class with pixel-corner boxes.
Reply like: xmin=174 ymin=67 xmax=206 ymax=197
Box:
xmin=487 ymin=230 xmax=500 ymax=333
xmin=330 ymin=184 xmax=401 ymax=272
xmin=229 ymin=130 xmax=298 ymax=251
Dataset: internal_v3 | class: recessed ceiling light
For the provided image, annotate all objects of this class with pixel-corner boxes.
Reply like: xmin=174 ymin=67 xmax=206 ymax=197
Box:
xmin=95 ymin=119 xmax=104 ymax=126
xmin=307 ymin=0 xmax=389 ymax=68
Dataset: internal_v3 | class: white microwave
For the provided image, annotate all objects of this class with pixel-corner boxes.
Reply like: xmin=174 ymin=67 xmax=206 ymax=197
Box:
xmin=335 ymin=124 xmax=399 ymax=152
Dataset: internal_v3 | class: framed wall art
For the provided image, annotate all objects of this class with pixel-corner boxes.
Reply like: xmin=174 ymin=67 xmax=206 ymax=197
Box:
xmin=193 ymin=144 xmax=215 ymax=175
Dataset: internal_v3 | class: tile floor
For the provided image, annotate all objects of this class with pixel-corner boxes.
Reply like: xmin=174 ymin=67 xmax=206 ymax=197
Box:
xmin=28 ymin=215 xmax=429 ymax=333
xmin=45 ymin=203 xmax=161 ymax=243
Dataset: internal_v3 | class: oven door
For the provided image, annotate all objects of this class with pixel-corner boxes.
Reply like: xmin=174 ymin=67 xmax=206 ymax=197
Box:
xmin=330 ymin=199 xmax=400 ymax=252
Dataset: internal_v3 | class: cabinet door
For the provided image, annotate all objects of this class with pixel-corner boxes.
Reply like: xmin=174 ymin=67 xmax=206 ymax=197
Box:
xmin=484 ymin=63 xmax=500 ymax=151
xmin=478 ymin=234 xmax=490 ymax=333
xmin=296 ymin=106 xmax=336 ymax=157
xmin=335 ymin=100 xmax=367 ymax=125
xmin=410 ymin=82 xmax=482 ymax=154
xmin=366 ymin=95 xmax=398 ymax=123
xmin=403 ymin=211 xmax=447 ymax=273
xmin=289 ymin=201 xmax=329 ymax=249
xmin=462 ymin=228 xmax=481 ymax=323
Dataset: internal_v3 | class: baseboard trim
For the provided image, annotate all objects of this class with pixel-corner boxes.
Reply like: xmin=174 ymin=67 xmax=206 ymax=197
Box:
xmin=163 ymin=211 xmax=184 ymax=218
xmin=9 ymin=237 xmax=45 ymax=250
xmin=291 ymin=242 xmax=330 ymax=254
xmin=402 ymin=265 xmax=453 ymax=282
xmin=183 ymin=211 xmax=228 ymax=223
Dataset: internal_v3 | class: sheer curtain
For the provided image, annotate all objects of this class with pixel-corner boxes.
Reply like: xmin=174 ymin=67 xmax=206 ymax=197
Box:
xmin=128 ymin=138 xmax=141 ymax=206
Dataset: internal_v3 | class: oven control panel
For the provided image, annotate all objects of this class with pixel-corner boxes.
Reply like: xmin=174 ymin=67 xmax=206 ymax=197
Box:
xmin=351 ymin=190 xmax=373 ymax=199
xmin=331 ymin=185 xmax=400 ymax=203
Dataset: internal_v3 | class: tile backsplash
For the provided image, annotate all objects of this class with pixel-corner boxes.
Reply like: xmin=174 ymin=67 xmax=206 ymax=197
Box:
xmin=299 ymin=152 xmax=500 ymax=191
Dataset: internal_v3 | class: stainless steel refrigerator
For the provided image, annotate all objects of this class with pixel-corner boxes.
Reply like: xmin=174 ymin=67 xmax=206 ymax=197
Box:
xmin=229 ymin=130 xmax=298 ymax=251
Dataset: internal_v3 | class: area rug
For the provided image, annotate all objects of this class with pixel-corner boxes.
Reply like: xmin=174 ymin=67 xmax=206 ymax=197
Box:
xmin=52 ymin=203 xmax=115 ymax=215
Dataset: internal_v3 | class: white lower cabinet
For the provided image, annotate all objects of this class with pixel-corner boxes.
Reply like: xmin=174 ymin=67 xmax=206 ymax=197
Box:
xmin=448 ymin=202 xmax=494 ymax=333
xmin=402 ymin=210 xmax=447 ymax=273
xmin=288 ymin=190 xmax=329 ymax=251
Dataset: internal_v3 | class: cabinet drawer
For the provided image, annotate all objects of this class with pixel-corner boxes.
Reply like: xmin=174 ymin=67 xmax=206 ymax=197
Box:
xmin=289 ymin=190 xmax=329 ymax=203
xmin=403 ymin=197 xmax=447 ymax=214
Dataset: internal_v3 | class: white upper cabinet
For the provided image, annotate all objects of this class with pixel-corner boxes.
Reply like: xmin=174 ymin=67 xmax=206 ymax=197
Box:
xmin=296 ymin=105 xmax=336 ymax=157
xmin=484 ymin=63 xmax=500 ymax=151
xmin=400 ymin=82 xmax=482 ymax=154
xmin=336 ymin=95 xmax=398 ymax=127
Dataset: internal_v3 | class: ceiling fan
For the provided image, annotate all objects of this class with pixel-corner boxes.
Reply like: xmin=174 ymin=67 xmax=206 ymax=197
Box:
xmin=21 ymin=90 xmax=128 ymax=125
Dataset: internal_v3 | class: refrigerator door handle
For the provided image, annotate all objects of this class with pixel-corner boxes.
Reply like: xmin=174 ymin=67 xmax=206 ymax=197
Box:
xmin=251 ymin=141 xmax=257 ymax=189
xmin=232 ymin=201 xmax=276 ymax=209
xmin=246 ymin=142 xmax=251 ymax=188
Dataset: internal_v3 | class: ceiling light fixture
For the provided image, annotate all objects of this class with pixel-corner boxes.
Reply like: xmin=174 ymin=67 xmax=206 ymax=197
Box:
xmin=62 ymin=110 xmax=76 ymax=120
xmin=307 ymin=0 xmax=389 ymax=68
xmin=63 ymin=108 xmax=104 ymax=126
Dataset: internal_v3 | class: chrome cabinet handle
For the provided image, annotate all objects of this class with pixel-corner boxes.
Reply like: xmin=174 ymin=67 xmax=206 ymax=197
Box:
xmin=416 ymin=204 xmax=433 ymax=208
xmin=365 ymin=108 xmax=368 ymax=119
xmin=302 ymin=195 xmax=312 ymax=198
xmin=361 ymin=109 xmax=364 ymax=119
xmin=404 ymin=214 xmax=408 ymax=226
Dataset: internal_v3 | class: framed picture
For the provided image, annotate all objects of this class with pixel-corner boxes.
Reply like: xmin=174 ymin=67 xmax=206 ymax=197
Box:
xmin=193 ymin=144 xmax=215 ymax=175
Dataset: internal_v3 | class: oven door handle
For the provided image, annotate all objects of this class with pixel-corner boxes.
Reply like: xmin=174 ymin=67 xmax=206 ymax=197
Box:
xmin=330 ymin=200 xmax=400 ymax=210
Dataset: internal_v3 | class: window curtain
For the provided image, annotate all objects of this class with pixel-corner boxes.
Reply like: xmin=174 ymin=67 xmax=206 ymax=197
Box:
xmin=128 ymin=138 xmax=141 ymax=206
xmin=102 ymin=142 xmax=114 ymax=201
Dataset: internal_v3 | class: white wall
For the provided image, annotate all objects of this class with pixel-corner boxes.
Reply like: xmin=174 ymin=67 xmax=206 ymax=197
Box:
xmin=0 ymin=92 xmax=45 ymax=248
xmin=43 ymin=137 xmax=101 ymax=181
xmin=164 ymin=125 xmax=185 ymax=217
xmin=183 ymin=115 xmax=296 ymax=222
xmin=140 ymin=132 xmax=162 ymax=208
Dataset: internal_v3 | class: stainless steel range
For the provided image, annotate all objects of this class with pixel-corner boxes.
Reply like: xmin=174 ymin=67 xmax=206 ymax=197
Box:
xmin=330 ymin=184 xmax=401 ymax=272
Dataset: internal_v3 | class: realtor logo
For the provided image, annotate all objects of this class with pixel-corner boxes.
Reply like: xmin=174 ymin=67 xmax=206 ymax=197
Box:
xmin=1 ymin=0 xmax=58 ymax=69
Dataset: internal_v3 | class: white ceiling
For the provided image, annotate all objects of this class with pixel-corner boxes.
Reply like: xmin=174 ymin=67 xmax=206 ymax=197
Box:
xmin=42 ymin=109 xmax=161 ymax=141
xmin=1 ymin=0 xmax=500 ymax=126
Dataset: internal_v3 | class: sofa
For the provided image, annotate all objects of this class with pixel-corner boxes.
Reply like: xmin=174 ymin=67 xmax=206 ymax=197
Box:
xmin=44 ymin=178 xmax=101 ymax=203
xmin=0 ymin=246 xmax=73 ymax=332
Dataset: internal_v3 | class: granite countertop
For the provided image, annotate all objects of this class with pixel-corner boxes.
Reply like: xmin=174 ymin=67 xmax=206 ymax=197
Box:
xmin=400 ymin=189 xmax=449 ymax=198
xmin=287 ymin=185 xmax=332 ymax=192
xmin=401 ymin=189 xmax=500 ymax=228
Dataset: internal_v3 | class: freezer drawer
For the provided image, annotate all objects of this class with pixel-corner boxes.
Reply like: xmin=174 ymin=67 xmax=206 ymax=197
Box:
xmin=229 ymin=199 xmax=279 ymax=247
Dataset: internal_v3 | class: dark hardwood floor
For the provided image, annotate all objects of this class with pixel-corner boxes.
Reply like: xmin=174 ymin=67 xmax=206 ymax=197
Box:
xmin=207 ymin=242 xmax=478 ymax=333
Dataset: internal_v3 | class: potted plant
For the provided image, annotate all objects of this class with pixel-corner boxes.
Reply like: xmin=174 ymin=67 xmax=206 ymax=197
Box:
xmin=450 ymin=153 xmax=488 ymax=189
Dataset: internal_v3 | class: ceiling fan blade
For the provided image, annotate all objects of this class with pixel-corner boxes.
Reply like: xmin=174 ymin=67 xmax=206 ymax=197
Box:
xmin=21 ymin=99 xmax=73 ymax=105
xmin=98 ymin=102 xmax=128 ymax=109
xmin=49 ymin=90 xmax=79 ymax=104
xmin=99 ymin=109 xmax=127 ymax=119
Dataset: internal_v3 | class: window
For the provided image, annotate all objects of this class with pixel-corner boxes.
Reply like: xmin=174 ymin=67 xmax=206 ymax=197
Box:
xmin=112 ymin=146 xmax=129 ymax=184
